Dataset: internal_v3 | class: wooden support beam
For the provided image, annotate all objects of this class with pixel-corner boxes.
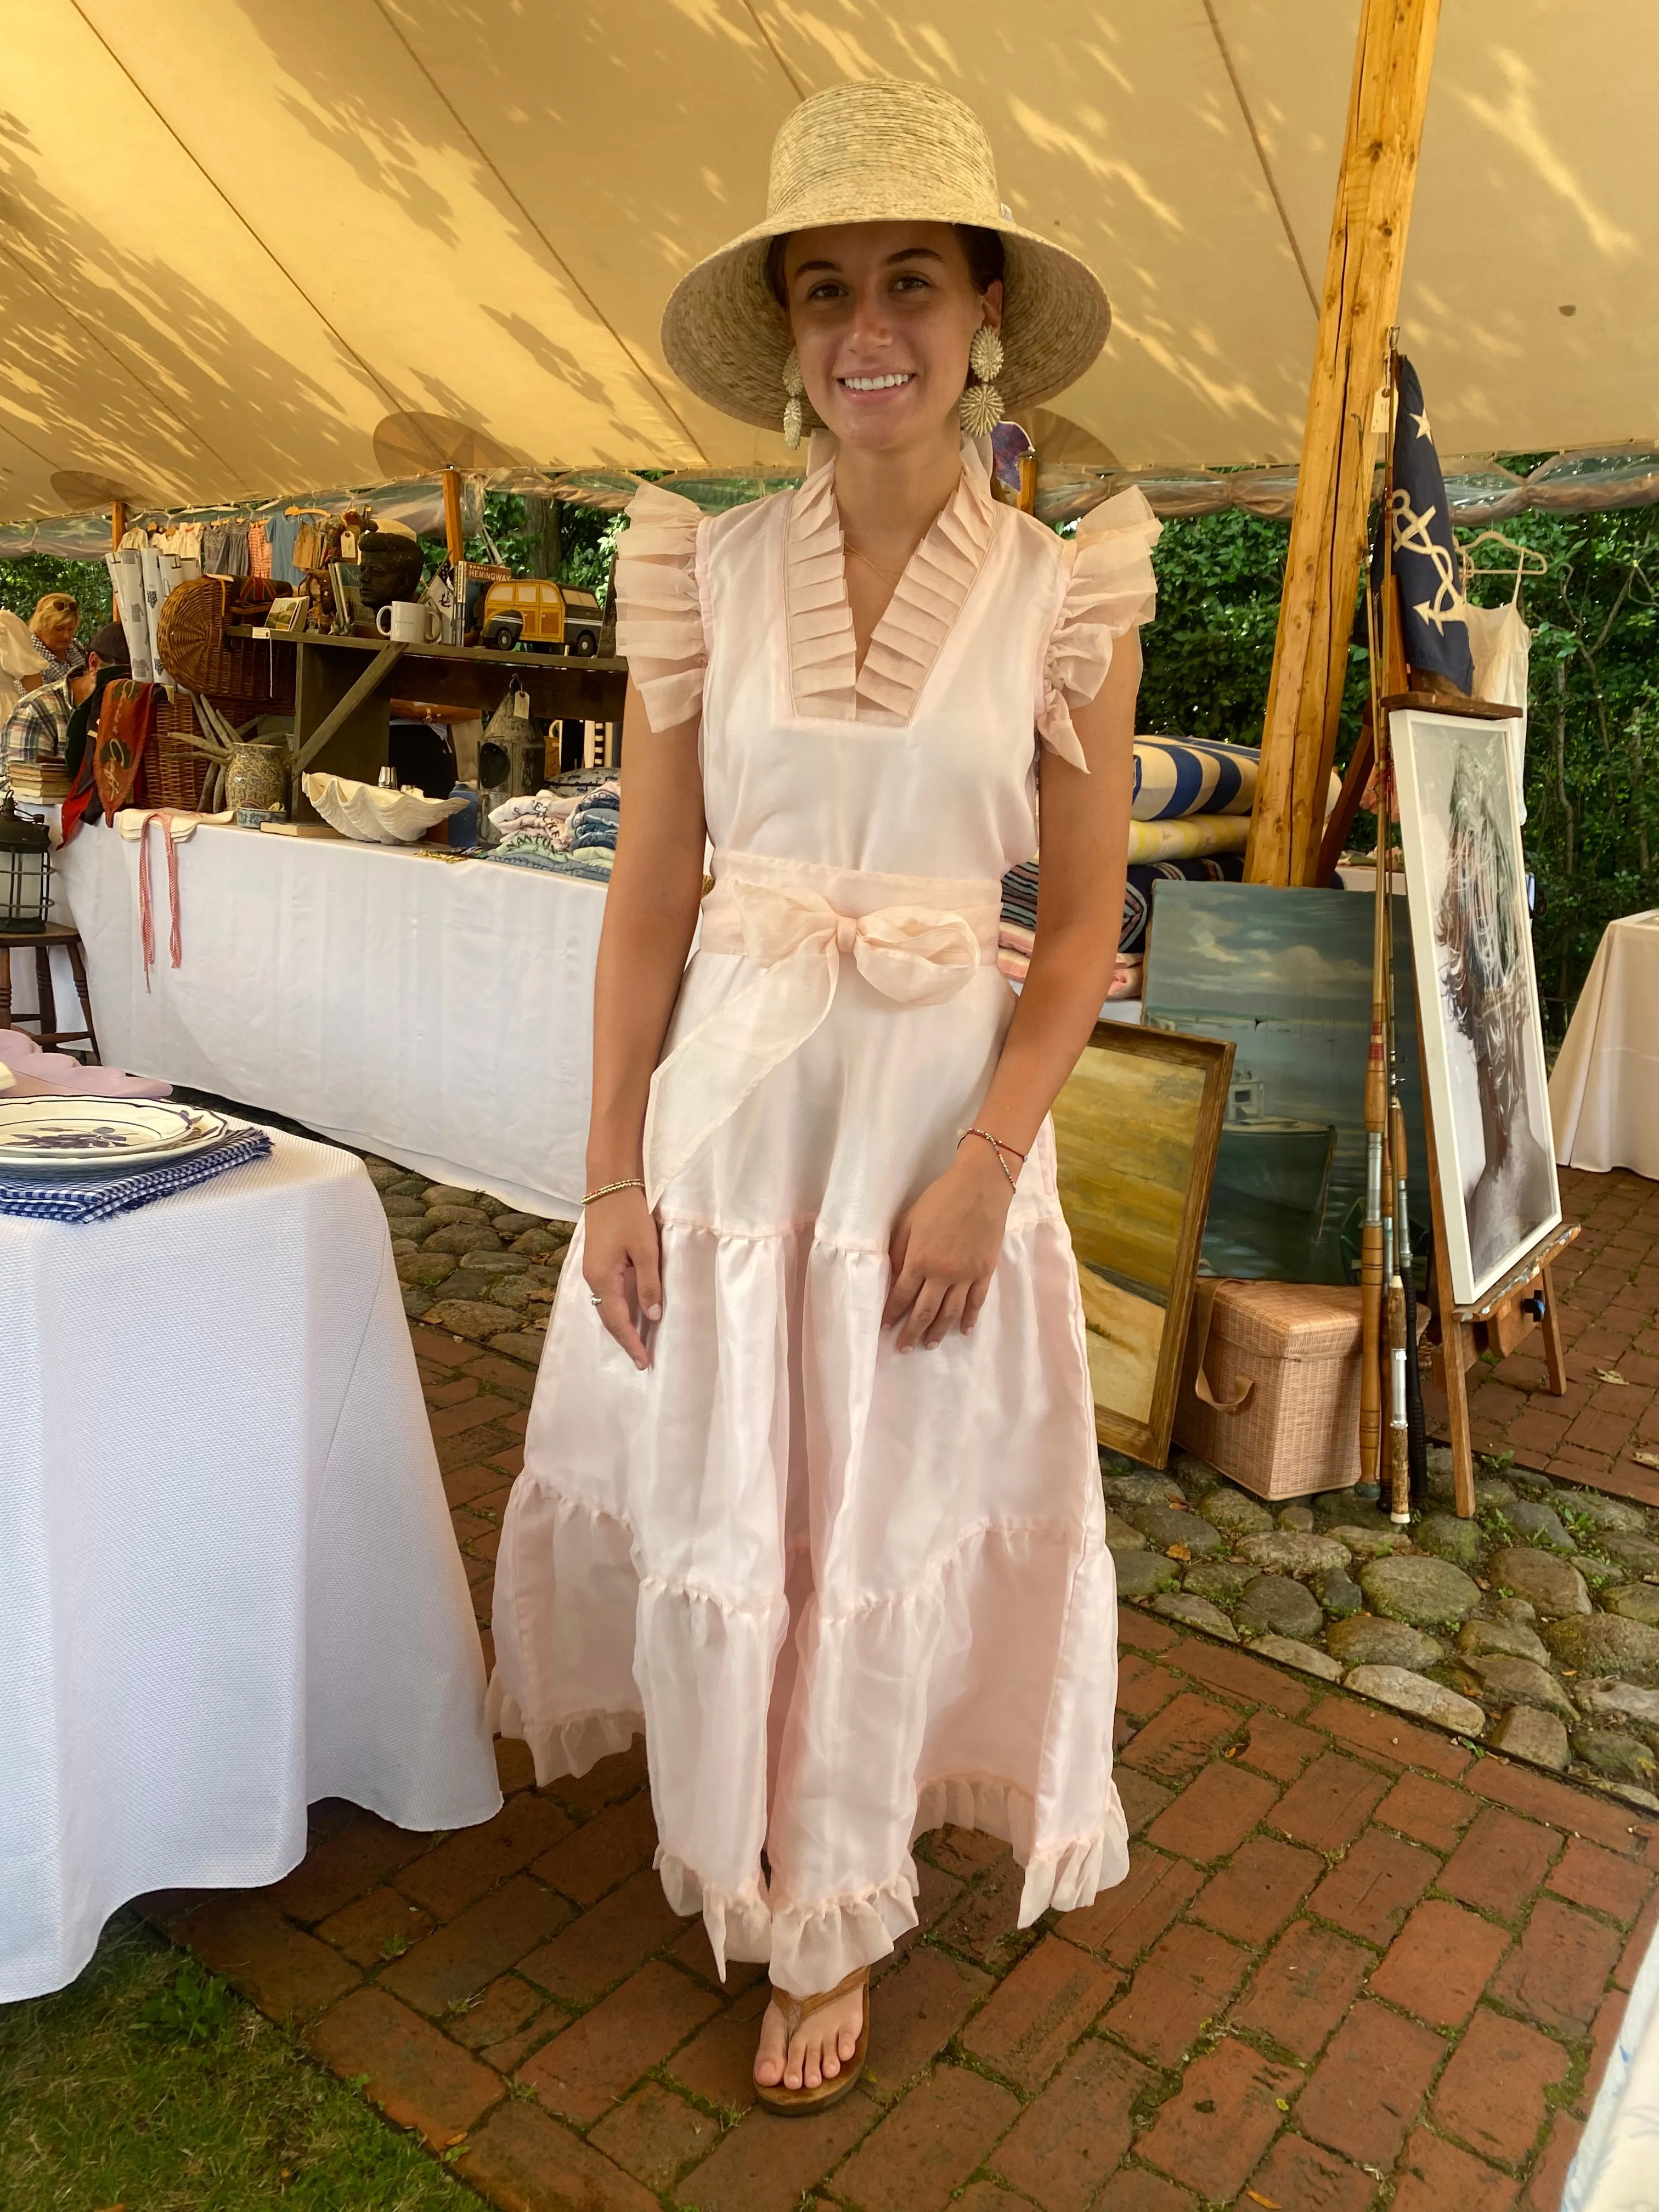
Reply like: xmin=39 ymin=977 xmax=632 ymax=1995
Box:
xmin=441 ymin=469 xmax=465 ymax=565
xmin=1246 ymin=0 xmax=1440 ymax=888
xmin=294 ymin=642 xmax=407 ymax=774
xmin=110 ymin=500 xmax=127 ymax=551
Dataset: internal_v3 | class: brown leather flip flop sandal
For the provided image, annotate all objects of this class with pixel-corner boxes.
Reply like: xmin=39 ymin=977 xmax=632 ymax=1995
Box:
xmin=753 ymin=1965 xmax=870 ymax=2115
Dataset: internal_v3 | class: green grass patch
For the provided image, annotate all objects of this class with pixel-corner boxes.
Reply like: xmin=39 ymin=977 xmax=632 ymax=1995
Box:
xmin=0 ymin=1912 xmax=470 ymax=2210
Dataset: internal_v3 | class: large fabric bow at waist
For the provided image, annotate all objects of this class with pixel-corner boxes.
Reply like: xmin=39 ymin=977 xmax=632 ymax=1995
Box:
xmin=644 ymin=868 xmax=996 ymax=1204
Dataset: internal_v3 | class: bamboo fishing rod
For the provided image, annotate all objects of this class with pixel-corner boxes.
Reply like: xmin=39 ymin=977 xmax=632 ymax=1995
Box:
xmin=1359 ymin=400 xmax=1392 ymax=1502
xmin=1374 ymin=338 xmax=1413 ymax=1527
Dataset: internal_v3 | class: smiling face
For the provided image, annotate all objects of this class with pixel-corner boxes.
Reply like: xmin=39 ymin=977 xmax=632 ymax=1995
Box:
xmin=781 ymin=221 xmax=1002 ymax=456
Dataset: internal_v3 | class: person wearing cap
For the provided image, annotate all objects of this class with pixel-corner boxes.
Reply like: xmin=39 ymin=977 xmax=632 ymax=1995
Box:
xmin=0 ymin=620 xmax=126 ymax=798
xmin=489 ymin=81 xmax=1158 ymax=2111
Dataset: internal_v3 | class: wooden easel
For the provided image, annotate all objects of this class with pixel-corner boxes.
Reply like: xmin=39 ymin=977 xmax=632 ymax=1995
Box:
xmin=1408 ymin=862 xmax=1581 ymax=1522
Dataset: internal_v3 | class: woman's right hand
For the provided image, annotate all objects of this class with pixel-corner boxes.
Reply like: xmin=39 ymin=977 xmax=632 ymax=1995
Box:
xmin=581 ymin=1187 xmax=663 ymax=1371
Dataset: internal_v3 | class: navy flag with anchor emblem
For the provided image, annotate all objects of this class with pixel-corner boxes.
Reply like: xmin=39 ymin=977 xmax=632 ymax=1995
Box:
xmin=1378 ymin=355 xmax=1474 ymax=691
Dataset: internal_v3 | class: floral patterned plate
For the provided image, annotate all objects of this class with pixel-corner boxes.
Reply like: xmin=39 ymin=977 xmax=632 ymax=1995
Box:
xmin=0 ymin=1098 xmax=230 ymax=1176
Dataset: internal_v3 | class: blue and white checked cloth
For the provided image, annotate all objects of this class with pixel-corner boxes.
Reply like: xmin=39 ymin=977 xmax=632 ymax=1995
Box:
xmin=0 ymin=1128 xmax=272 ymax=1222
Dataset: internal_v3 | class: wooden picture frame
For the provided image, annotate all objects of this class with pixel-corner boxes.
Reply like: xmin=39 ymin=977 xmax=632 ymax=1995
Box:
xmin=1052 ymin=1021 xmax=1235 ymax=1468
xmin=1391 ymin=707 xmax=1561 ymax=1306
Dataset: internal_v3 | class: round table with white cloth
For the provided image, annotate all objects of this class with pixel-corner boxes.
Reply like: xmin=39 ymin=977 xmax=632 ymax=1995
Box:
xmin=0 ymin=1127 xmax=501 ymax=2001
xmin=1548 ymin=909 xmax=1659 ymax=1179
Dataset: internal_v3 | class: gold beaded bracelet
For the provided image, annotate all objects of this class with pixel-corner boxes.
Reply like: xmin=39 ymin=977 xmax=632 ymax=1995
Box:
xmin=958 ymin=1127 xmax=1025 ymax=1192
xmin=583 ymin=1177 xmax=646 ymax=1205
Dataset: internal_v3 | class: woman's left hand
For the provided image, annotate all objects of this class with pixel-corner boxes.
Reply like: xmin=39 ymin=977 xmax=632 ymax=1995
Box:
xmin=883 ymin=1141 xmax=1015 ymax=1350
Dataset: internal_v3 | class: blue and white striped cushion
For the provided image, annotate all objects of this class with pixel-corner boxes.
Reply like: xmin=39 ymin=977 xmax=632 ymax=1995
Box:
xmin=1132 ymin=736 xmax=1259 ymax=821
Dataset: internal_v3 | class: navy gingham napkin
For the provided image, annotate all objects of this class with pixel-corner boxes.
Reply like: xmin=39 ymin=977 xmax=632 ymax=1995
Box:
xmin=0 ymin=1128 xmax=273 ymax=1223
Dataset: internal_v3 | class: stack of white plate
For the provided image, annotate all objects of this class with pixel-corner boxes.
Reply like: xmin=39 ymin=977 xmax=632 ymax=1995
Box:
xmin=0 ymin=1099 xmax=239 ymax=1180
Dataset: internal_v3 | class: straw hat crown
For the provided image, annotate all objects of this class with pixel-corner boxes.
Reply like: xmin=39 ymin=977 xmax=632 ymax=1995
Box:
xmin=661 ymin=80 xmax=1111 ymax=432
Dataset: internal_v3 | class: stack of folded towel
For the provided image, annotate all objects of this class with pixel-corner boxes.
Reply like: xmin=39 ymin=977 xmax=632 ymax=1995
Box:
xmin=488 ymin=776 xmax=620 ymax=883
xmin=998 ymin=736 xmax=1258 ymax=995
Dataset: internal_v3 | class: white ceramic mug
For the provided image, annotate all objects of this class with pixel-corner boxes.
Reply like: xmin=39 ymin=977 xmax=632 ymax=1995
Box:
xmin=377 ymin=599 xmax=441 ymax=644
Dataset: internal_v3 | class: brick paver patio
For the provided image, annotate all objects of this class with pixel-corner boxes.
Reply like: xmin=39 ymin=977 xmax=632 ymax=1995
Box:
xmin=138 ymin=1313 xmax=1659 ymax=2212
xmin=1429 ymin=1164 xmax=1659 ymax=1511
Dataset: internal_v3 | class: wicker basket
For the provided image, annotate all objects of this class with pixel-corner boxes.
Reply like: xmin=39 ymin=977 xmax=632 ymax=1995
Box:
xmin=156 ymin=577 xmax=294 ymax=712
xmin=1173 ymin=1280 xmax=1365 ymax=1499
xmin=137 ymin=696 xmax=213 ymax=811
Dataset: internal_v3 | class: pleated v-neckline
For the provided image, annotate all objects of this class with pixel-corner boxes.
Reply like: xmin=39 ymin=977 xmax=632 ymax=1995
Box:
xmin=783 ymin=432 xmax=997 ymax=728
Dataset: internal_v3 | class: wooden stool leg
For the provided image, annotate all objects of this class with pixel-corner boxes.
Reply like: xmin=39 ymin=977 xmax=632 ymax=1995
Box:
xmin=1539 ymin=1260 xmax=1568 ymax=1396
xmin=1442 ymin=1312 xmax=1479 ymax=1518
xmin=34 ymin=945 xmax=57 ymax=1043
xmin=65 ymin=936 xmax=99 ymax=1063
xmin=0 ymin=947 xmax=12 ymax=1032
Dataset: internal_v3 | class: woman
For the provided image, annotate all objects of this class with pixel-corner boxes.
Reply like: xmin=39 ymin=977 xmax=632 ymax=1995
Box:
xmin=24 ymin=595 xmax=86 ymax=690
xmin=490 ymin=80 xmax=1158 ymax=2113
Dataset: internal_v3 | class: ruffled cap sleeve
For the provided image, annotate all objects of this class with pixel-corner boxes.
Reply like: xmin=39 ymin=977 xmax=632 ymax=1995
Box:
xmin=613 ymin=481 xmax=707 ymax=733
xmin=1037 ymin=486 xmax=1162 ymax=771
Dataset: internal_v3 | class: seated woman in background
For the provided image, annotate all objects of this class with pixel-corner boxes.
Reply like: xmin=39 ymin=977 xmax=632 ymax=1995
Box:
xmin=24 ymin=595 xmax=87 ymax=691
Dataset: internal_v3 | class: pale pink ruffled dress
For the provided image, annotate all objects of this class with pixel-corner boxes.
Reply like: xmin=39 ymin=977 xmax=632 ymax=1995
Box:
xmin=489 ymin=434 xmax=1161 ymax=1993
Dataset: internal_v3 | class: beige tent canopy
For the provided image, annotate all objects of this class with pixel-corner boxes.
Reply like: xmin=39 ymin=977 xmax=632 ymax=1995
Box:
xmin=1 ymin=0 xmax=1654 ymax=525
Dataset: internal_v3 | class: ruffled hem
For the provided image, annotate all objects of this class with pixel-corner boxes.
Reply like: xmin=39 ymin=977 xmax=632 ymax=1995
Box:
xmin=785 ymin=431 xmax=996 ymax=727
xmin=1037 ymin=486 xmax=1163 ymax=771
xmin=646 ymin=1771 xmax=1127 ymax=1990
xmin=614 ymin=481 xmax=707 ymax=733
xmin=486 ymin=1679 xmax=643 ymax=1786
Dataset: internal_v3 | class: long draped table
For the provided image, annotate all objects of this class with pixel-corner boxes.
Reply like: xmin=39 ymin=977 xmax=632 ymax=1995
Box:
xmin=1 ymin=1128 xmax=501 ymax=1999
xmin=1549 ymin=909 xmax=1659 ymax=1180
xmin=54 ymin=821 xmax=607 ymax=1217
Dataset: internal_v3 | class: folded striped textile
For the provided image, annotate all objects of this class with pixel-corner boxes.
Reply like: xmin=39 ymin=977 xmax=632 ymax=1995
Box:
xmin=0 ymin=1127 xmax=272 ymax=1222
xmin=1132 ymin=735 xmax=1259 ymax=821
xmin=1127 ymin=814 xmax=1249 ymax=862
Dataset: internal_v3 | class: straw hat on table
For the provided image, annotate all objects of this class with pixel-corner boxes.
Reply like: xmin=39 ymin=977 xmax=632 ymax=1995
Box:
xmin=661 ymin=80 xmax=1112 ymax=436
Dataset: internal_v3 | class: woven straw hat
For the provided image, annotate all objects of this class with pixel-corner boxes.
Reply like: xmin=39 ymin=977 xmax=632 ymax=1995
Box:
xmin=662 ymin=80 xmax=1111 ymax=432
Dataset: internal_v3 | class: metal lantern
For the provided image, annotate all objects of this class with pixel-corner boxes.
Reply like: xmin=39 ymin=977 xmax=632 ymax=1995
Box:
xmin=0 ymin=792 xmax=52 ymax=932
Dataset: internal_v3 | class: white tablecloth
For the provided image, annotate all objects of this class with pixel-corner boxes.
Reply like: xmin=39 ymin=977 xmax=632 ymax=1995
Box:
xmin=1 ymin=1129 xmax=501 ymax=2000
xmin=1549 ymin=909 xmax=1659 ymax=1178
xmin=54 ymin=822 xmax=607 ymax=1217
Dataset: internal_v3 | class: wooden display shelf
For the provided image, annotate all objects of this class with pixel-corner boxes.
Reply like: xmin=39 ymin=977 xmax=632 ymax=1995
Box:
xmin=227 ymin=627 xmax=629 ymax=817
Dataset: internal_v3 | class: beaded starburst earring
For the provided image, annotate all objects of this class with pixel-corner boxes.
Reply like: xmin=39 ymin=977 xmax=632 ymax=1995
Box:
xmin=960 ymin=324 xmax=1006 ymax=438
xmin=782 ymin=349 xmax=805 ymax=451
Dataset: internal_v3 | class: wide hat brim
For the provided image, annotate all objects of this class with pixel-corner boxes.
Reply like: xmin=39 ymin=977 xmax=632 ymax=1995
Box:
xmin=659 ymin=82 xmax=1111 ymax=433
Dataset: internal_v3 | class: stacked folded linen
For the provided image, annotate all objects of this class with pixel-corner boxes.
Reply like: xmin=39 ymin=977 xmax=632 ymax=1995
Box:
xmin=490 ymin=777 xmax=619 ymax=882
xmin=998 ymin=738 xmax=1261 ymax=989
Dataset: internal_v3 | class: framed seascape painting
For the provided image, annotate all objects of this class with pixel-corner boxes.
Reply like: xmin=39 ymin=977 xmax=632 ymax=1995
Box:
xmin=1051 ymin=1022 xmax=1233 ymax=1467
xmin=1143 ymin=884 xmax=1432 ymax=1286
xmin=1392 ymin=707 xmax=1561 ymax=1307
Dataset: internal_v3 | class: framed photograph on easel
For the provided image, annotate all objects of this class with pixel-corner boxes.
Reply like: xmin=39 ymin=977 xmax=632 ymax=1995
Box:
xmin=1391 ymin=707 xmax=1561 ymax=1308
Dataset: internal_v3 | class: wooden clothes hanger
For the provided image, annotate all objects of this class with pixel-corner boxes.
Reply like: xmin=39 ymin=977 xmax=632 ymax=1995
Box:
xmin=1458 ymin=529 xmax=1549 ymax=601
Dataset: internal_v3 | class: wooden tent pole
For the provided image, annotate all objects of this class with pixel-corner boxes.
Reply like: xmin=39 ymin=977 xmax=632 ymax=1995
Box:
xmin=1246 ymin=0 xmax=1441 ymax=888
xmin=110 ymin=500 xmax=127 ymax=551
xmin=441 ymin=468 xmax=465 ymax=565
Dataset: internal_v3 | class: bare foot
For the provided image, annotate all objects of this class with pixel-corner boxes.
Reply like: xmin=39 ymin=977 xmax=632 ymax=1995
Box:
xmin=753 ymin=1980 xmax=865 ymax=2092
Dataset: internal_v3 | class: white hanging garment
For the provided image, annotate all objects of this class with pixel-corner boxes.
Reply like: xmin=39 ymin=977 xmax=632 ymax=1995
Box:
xmin=1464 ymin=599 xmax=1531 ymax=823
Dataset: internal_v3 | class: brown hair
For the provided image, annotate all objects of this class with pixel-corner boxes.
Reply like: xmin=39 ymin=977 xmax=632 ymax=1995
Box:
xmin=766 ymin=223 xmax=1005 ymax=308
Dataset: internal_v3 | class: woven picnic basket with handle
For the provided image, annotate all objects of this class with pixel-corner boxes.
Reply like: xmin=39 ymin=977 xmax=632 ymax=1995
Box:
xmin=156 ymin=577 xmax=293 ymax=712
xmin=1173 ymin=1280 xmax=1366 ymax=1499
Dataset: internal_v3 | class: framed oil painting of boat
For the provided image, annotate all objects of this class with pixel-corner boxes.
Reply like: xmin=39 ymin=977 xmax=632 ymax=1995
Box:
xmin=1143 ymin=884 xmax=1433 ymax=1284
xmin=1391 ymin=707 xmax=1560 ymax=1306
xmin=1052 ymin=1022 xmax=1234 ymax=1467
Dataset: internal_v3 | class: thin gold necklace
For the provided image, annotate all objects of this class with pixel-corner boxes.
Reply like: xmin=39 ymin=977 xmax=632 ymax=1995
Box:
xmin=842 ymin=537 xmax=909 ymax=586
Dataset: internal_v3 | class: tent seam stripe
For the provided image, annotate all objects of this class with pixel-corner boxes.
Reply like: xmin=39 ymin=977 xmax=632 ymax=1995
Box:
xmin=68 ymin=0 xmax=425 ymax=452
xmin=0 ymin=238 xmax=244 ymax=499
xmin=740 ymin=2 xmax=808 ymax=100
xmin=1202 ymin=0 xmax=1321 ymax=316
xmin=369 ymin=0 xmax=709 ymax=462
